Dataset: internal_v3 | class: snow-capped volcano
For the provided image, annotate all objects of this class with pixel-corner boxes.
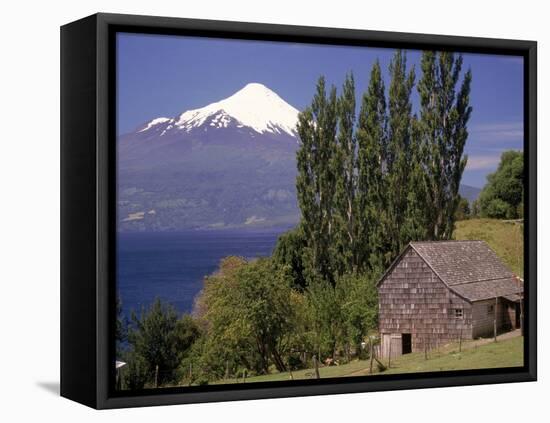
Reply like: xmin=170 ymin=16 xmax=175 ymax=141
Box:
xmin=118 ymin=83 xmax=302 ymax=232
xmin=138 ymin=83 xmax=299 ymax=137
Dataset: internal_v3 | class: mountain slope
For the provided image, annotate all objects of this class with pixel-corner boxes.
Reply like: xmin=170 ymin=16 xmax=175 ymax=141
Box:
xmin=117 ymin=83 xmax=301 ymax=231
xmin=459 ymin=184 xmax=482 ymax=203
xmin=136 ymin=82 xmax=299 ymax=137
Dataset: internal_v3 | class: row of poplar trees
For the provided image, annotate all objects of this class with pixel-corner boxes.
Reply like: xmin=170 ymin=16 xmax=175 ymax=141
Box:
xmin=295 ymin=50 xmax=472 ymax=284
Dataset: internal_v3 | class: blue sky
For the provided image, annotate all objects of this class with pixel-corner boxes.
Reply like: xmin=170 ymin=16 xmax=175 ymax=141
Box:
xmin=117 ymin=33 xmax=524 ymax=188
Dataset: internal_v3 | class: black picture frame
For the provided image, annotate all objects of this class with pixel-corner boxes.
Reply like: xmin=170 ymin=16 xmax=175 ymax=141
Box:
xmin=60 ymin=12 xmax=537 ymax=409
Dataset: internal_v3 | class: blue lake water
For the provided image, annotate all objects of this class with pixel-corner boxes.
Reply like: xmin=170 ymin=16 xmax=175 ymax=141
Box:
xmin=117 ymin=230 xmax=283 ymax=318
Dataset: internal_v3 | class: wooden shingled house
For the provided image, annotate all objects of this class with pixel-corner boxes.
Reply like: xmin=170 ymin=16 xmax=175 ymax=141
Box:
xmin=377 ymin=240 xmax=523 ymax=359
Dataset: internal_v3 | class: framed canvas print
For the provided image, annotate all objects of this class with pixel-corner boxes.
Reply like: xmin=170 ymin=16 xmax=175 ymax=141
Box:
xmin=60 ymin=13 xmax=537 ymax=409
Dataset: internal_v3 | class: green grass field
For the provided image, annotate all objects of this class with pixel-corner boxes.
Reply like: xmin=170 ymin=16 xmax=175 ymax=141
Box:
xmin=454 ymin=218 xmax=524 ymax=277
xmin=214 ymin=335 xmax=523 ymax=384
xmin=214 ymin=359 xmax=370 ymax=384
xmin=361 ymin=335 xmax=523 ymax=376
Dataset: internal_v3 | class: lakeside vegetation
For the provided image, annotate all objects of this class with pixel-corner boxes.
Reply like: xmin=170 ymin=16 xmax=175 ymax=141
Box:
xmin=116 ymin=49 xmax=524 ymax=391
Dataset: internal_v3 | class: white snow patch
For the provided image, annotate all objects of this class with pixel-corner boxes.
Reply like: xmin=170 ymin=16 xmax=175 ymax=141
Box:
xmin=174 ymin=83 xmax=299 ymax=136
xmin=139 ymin=117 xmax=172 ymax=132
xmin=160 ymin=124 xmax=173 ymax=136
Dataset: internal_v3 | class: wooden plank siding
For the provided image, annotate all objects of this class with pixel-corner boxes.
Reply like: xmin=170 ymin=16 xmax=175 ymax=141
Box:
xmin=378 ymin=247 xmax=473 ymax=358
xmin=472 ymin=298 xmax=518 ymax=338
xmin=472 ymin=299 xmax=496 ymax=338
xmin=381 ymin=333 xmax=402 ymax=360
xmin=504 ymin=299 xmax=519 ymax=330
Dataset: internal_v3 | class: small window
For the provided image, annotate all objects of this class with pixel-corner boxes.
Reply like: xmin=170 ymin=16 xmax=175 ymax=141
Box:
xmin=454 ymin=308 xmax=463 ymax=319
xmin=488 ymin=304 xmax=494 ymax=314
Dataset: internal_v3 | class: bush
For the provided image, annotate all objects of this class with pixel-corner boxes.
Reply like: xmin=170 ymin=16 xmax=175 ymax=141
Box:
xmin=454 ymin=196 xmax=471 ymax=221
xmin=126 ymin=298 xmax=200 ymax=388
xmin=193 ymin=257 xmax=296 ymax=379
xmin=123 ymin=351 xmax=149 ymax=390
xmin=272 ymin=227 xmax=308 ymax=291
xmin=485 ymin=198 xmax=512 ymax=219
xmin=478 ymin=150 xmax=523 ymax=219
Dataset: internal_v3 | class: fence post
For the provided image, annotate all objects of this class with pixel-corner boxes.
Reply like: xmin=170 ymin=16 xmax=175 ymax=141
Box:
xmin=388 ymin=337 xmax=392 ymax=368
xmin=288 ymin=354 xmax=294 ymax=380
xmin=424 ymin=340 xmax=428 ymax=360
xmin=369 ymin=337 xmax=374 ymax=374
xmin=494 ymin=297 xmax=498 ymax=342
xmin=313 ymin=355 xmax=320 ymax=379
xmin=520 ymin=296 xmax=524 ymax=336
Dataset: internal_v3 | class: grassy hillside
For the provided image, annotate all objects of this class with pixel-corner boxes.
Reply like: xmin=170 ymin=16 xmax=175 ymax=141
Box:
xmin=363 ymin=334 xmax=523 ymax=376
xmin=213 ymin=335 xmax=523 ymax=384
xmin=454 ymin=218 xmax=524 ymax=277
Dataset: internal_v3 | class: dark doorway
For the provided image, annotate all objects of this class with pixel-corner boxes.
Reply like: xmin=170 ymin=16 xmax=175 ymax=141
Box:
xmin=402 ymin=333 xmax=412 ymax=354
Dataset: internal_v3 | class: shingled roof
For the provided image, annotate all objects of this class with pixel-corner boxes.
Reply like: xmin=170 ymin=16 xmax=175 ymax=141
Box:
xmin=411 ymin=240 xmax=513 ymax=285
xmin=380 ymin=240 xmax=523 ymax=302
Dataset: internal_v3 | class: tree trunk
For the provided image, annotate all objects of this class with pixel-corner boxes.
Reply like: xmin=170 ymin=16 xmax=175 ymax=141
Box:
xmin=256 ymin=338 xmax=270 ymax=374
xmin=271 ymin=348 xmax=287 ymax=373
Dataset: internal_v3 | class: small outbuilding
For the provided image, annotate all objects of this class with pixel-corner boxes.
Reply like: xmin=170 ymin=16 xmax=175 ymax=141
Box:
xmin=377 ymin=240 xmax=523 ymax=359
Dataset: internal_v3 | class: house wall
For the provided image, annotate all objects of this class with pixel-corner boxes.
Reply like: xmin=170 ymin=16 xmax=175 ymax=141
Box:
xmin=472 ymin=299 xmax=494 ymax=338
xmin=472 ymin=298 xmax=517 ymax=338
xmin=502 ymin=299 xmax=519 ymax=330
xmin=378 ymin=248 xmax=472 ymax=358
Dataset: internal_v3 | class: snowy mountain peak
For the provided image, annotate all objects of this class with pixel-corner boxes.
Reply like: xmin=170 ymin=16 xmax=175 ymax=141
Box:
xmin=227 ymin=82 xmax=288 ymax=104
xmin=136 ymin=83 xmax=299 ymax=137
xmin=174 ymin=83 xmax=299 ymax=136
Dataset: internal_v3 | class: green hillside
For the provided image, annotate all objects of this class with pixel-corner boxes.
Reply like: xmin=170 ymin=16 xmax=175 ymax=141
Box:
xmin=213 ymin=334 xmax=523 ymax=384
xmin=454 ymin=218 xmax=524 ymax=277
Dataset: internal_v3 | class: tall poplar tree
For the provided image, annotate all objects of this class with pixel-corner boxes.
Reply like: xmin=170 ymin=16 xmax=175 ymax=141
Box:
xmin=356 ymin=60 xmax=388 ymax=271
xmin=386 ymin=50 xmax=416 ymax=257
xmin=417 ymin=51 xmax=472 ymax=240
xmin=401 ymin=116 xmax=429 ymax=242
xmin=296 ymin=76 xmax=338 ymax=284
xmin=333 ymin=73 xmax=357 ymax=275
